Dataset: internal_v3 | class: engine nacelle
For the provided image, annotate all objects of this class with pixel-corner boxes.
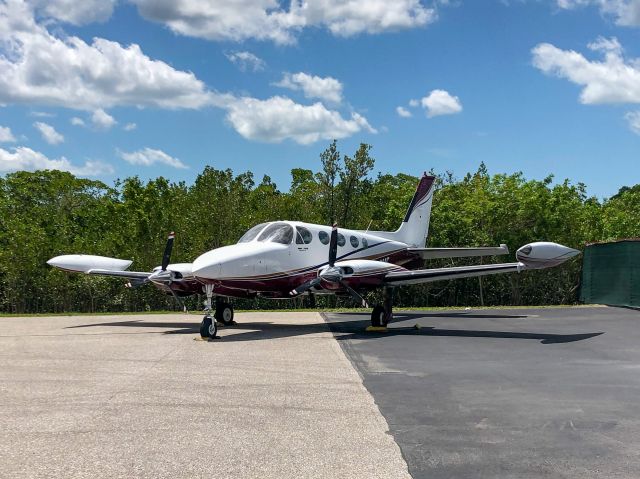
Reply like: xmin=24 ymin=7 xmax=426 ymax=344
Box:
xmin=515 ymin=242 xmax=580 ymax=269
xmin=47 ymin=254 xmax=132 ymax=273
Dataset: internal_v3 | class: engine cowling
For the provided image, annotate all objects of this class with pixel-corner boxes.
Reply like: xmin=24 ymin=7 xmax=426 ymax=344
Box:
xmin=515 ymin=242 xmax=580 ymax=269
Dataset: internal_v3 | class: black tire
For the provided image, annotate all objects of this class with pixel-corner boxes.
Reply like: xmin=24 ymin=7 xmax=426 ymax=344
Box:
xmin=371 ymin=305 xmax=386 ymax=327
xmin=200 ymin=316 xmax=212 ymax=338
xmin=215 ymin=302 xmax=235 ymax=326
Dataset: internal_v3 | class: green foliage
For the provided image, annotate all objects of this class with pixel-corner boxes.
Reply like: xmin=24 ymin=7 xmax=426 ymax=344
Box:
xmin=0 ymin=142 xmax=636 ymax=313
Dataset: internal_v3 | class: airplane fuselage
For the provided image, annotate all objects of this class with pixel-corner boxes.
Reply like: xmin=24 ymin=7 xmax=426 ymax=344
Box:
xmin=188 ymin=221 xmax=418 ymax=299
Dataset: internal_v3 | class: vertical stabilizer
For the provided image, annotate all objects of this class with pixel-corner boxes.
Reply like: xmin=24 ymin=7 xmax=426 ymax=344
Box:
xmin=364 ymin=173 xmax=435 ymax=247
xmin=395 ymin=174 xmax=435 ymax=247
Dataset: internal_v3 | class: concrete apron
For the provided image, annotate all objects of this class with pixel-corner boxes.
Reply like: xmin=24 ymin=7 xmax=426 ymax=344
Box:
xmin=0 ymin=312 xmax=410 ymax=479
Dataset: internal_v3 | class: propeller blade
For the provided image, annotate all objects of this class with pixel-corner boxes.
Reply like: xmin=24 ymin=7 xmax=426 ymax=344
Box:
xmin=161 ymin=232 xmax=175 ymax=271
xmin=290 ymin=277 xmax=322 ymax=296
xmin=340 ymin=281 xmax=369 ymax=308
xmin=328 ymin=224 xmax=338 ymax=267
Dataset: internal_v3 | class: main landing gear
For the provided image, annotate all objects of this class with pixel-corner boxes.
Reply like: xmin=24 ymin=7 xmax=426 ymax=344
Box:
xmin=199 ymin=284 xmax=236 ymax=339
xmin=215 ymin=302 xmax=235 ymax=326
xmin=370 ymin=287 xmax=394 ymax=328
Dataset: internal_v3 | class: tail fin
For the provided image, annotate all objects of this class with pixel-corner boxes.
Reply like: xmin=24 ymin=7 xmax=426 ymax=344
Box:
xmin=395 ymin=174 xmax=435 ymax=247
xmin=364 ymin=173 xmax=435 ymax=247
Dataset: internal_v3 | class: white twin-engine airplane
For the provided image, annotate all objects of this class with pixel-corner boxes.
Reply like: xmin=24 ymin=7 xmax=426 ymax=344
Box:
xmin=48 ymin=174 xmax=580 ymax=339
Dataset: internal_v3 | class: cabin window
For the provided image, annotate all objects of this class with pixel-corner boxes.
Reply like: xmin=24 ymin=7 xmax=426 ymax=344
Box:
xmin=318 ymin=231 xmax=330 ymax=245
xmin=238 ymin=222 xmax=268 ymax=243
xmin=362 ymin=237 xmax=369 ymax=248
xmin=337 ymin=233 xmax=346 ymax=247
xmin=350 ymin=235 xmax=359 ymax=248
xmin=257 ymin=222 xmax=294 ymax=245
xmin=296 ymin=226 xmax=313 ymax=244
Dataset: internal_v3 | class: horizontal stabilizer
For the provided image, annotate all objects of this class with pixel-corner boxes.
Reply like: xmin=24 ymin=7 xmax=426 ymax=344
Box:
xmin=408 ymin=244 xmax=509 ymax=260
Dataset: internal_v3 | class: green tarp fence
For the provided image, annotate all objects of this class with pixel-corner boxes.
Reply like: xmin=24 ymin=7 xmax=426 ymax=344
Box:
xmin=580 ymin=240 xmax=640 ymax=308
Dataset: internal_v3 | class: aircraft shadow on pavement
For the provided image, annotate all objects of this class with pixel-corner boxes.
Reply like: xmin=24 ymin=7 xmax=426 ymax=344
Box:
xmin=66 ymin=320 xmax=200 ymax=335
xmin=343 ymin=311 xmax=530 ymax=319
xmin=65 ymin=315 xmax=603 ymax=344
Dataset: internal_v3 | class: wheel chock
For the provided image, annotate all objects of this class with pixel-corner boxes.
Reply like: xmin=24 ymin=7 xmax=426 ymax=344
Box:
xmin=365 ymin=326 xmax=388 ymax=332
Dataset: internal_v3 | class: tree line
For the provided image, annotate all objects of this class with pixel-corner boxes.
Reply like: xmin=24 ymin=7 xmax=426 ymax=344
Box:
xmin=0 ymin=141 xmax=638 ymax=313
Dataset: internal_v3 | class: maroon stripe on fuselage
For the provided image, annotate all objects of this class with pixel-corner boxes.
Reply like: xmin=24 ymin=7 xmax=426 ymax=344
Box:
xmin=170 ymin=246 xmax=424 ymax=299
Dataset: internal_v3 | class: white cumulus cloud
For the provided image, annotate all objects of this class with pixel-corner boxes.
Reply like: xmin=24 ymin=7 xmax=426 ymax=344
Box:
xmin=118 ymin=147 xmax=188 ymax=169
xmin=0 ymin=146 xmax=113 ymax=175
xmin=130 ymin=0 xmax=435 ymax=44
xmin=33 ymin=121 xmax=64 ymax=144
xmin=625 ymin=111 xmax=640 ymax=134
xmin=0 ymin=2 xmax=375 ymax=147
xmin=532 ymin=37 xmax=640 ymax=104
xmin=0 ymin=1 xmax=219 ymax=111
xmin=124 ymin=122 xmax=137 ymax=131
xmin=0 ymin=126 xmax=16 ymax=142
xmin=274 ymin=72 xmax=343 ymax=104
xmin=396 ymin=106 xmax=412 ymax=118
xmin=225 ymin=51 xmax=266 ymax=71
xmin=556 ymin=0 xmax=640 ymax=27
xmin=420 ymin=89 xmax=463 ymax=117
xmin=224 ymin=96 xmax=376 ymax=144
xmin=92 ymin=109 xmax=117 ymax=130
xmin=27 ymin=0 xmax=117 ymax=26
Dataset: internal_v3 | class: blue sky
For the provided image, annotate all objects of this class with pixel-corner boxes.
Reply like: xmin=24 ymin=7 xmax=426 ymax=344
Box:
xmin=1 ymin=0 xmax=639 ymax=198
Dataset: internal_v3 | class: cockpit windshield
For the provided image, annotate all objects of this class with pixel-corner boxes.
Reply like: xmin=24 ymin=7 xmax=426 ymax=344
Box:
xmin=257 ymin=222 xmax=293 ymax=245
xmin=237 ymin=223 xmax=269 ymax=243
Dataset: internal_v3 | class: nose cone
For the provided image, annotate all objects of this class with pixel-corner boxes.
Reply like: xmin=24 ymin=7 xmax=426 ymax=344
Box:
xmin=192 ymin=242 xmax=284 ymax=280
xmin=516 ymin=242 xmax=580 ymax=269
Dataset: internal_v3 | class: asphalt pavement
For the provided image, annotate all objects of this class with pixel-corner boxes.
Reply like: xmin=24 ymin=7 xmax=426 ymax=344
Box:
xmin=324 ymin=306 xmax=640 ymax=479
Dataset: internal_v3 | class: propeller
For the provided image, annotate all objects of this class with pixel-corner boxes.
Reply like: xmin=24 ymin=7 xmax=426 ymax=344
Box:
xmin=328 ymin=223 xmax=338 ymax=267
xmin=290 ymin=224 xmax=368 ymax=307
xmin=145 ymin=231 xmax=187 ymax=313
xmin=161 ymin=232 xmax=175 ymax=271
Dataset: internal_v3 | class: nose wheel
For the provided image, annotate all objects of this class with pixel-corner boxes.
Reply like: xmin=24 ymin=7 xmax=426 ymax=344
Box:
xmin=199 ymin=315 xmax=218 ymax=339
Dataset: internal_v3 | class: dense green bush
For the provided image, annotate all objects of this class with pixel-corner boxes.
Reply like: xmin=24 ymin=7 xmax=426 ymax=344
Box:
xmin=1 ymin=142 xmax=637 ymax=313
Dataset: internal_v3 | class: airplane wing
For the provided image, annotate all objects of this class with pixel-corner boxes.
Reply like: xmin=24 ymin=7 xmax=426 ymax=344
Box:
xmin=383 ymin=262 xmax=521 ymax=286
xmin=407 ymin=244 xmax=509 ymax=259
xmin=85 ymin=269 xmax=152 ymax=280
xmin=385 ymin=242 xmax=581 ymax=286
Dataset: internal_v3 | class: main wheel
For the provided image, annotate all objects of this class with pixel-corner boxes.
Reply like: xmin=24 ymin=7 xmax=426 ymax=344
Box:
xmin=200 ymin=316 xmax=217 ymax=338
xmin=215 ymin=302 xmax=235 ymax=326
xmin=371 ymin=305 xmax=386 ymax=327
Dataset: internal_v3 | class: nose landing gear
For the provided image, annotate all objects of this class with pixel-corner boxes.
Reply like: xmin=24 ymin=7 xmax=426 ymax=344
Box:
xmin=199 ymin=284 xmax=236 ymax=339
xmin=200 ymin=283 xmax=219 ymax=339
xmin=199 ymin=315 xmax=217 ymax=339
